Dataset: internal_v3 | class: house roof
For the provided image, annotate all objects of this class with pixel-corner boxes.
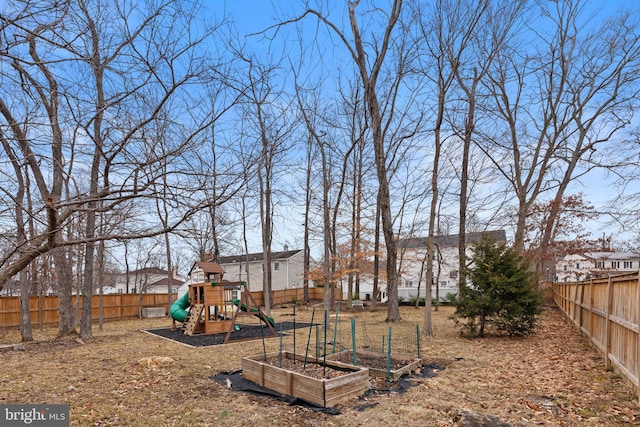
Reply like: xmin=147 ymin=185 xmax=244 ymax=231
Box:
xmin=398 ymin=230 xmax=507 ymax=250
xmin=126 ymin=267 xmax=171 ymax=276
xmin=148 ymin=277 xmax=184 ymax=288
xmin=581 ymin=251 xmax=640 ymax=260
xmin=218 ymin=249 xmax=303 ymax=264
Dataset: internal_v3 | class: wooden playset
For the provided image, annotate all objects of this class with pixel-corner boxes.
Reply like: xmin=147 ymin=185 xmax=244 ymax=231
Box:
xmin=170 ymin=260 xmax=276 ymax=343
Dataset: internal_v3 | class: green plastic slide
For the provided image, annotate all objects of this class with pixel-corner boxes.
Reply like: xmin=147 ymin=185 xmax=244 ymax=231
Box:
xmin=169 ymin=293 xmax=190 ymax=322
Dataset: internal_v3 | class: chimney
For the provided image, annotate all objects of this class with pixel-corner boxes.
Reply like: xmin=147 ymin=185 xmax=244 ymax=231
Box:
xmin=204 ymin=252 xmax=212 ymax=262
xmin=284 ymin=244 xmax=289 ymax=251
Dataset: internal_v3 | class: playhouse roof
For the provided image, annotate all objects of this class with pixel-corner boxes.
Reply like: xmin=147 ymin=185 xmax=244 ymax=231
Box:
xmin=190 ymin=261 xmax=225 ymax=275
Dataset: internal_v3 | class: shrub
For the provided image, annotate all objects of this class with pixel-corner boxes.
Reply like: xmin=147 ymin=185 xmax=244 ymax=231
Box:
xmin=451 ymin=237 xmax=542 ymax=337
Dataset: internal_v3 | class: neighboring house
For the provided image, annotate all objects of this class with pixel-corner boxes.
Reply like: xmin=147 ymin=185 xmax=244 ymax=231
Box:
xmin=340 ymin=230 xmax=507 ymax=303
xmin=111 ymin=267 xmax=184 ymax=294
xmin=340 ymin=274 xmax=388 ymax=303
xmin=395 ymin=230 xmax=507 ymax=302
xmin=0 ymin=279 xmax=18 ymax=296
xmin=217 ymin=247 xmax=309 ymax=293
xmin=555 ymin=252 xmax=640 ymax=282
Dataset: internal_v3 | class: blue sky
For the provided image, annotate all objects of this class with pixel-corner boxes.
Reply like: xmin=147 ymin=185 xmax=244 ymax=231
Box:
xmin=187 ymin=0 xmax=640 ymax=256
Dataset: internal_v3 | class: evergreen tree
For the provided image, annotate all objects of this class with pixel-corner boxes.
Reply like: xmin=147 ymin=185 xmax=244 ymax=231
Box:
xmin=452 ymin=238 xmax=542 ymax=337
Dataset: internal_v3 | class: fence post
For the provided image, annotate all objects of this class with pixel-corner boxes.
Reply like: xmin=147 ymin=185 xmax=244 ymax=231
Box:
xmin=579 ymin=281 xmax=586 ymax=332
xmin=573 ymin=283 xmax=580 ymax=325
xmin=588 ymin=280 xmax=594 ymax=339
xmin=604 ymin=276 xmax=613 ymax=370
xmin=636 ymin=271 xmax=640 ymax=405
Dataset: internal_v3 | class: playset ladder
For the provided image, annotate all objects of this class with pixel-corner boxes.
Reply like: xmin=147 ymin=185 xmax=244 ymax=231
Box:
xmin=184 ymin=303 xmax=204 ymax=336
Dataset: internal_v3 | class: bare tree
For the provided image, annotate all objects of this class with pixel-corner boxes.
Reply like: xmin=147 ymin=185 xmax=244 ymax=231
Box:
xmin=480 ymin=0 xmax=640 ymax=259
xmin=415 ymin=0 xmax=489 ymax=335
xmin=0 ymin=1 xmax=236 ymax=338
xmin=0 ymin=129 xmax=33 ymax=340
xmin=234 ymin=53 xmax=298 ymax=315
xmin=285 ymin=0 xmax=415 ymax=321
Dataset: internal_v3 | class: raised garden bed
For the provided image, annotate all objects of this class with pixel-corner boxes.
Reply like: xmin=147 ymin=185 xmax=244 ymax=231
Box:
xmin=242 ymin=351 xmax=369 ymax=407
xmin=326 ymin=350 xmax=422 ymax=381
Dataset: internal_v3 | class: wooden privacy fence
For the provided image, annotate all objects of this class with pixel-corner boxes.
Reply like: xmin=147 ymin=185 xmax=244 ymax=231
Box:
xmin=0 ymin=287 xmax=336 ymax=328
xmin=248 ymin=287 xmax=338 ymax=307
xmin=0 ymin=293 xmax=171 ymax=328
xmin=553 ymin=271 xmax=640 ymax=403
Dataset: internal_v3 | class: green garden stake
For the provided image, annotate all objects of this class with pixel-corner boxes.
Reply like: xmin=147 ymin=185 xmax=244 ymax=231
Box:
xmin=387 ymin=327 xmax=392 ymax=382
xmin=323 ymin=311 xmax=328 ymax=377
xmin=279 ymin=324 xmax=283 ymax=367
xmin=260 ymin=318 xmax=266 ymax=361
xmin=351 ymin=318 xmax=357 ymax=366
xmin=332 ymin=308 xmax=339 ymax=354
xmin=303 ymin=307 xmax=316 ymax=370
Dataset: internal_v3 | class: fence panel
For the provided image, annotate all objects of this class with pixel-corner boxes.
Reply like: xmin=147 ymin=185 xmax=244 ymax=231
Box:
xmin=553 ymin=271 xmax=639 ymax=404
xmin=0 ymin=287 xmax=337 ymax=328
xmin=0 ymin=293 xmax=171 ymax=327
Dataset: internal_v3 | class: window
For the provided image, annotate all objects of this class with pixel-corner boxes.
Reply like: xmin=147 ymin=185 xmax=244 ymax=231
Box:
xmin=405 ymin=280 xmax=413 ymax=288
xmin=596 ymin=261 xmax=604 ymax=268
xmin=624 ymin=261 xmax=633 ymax=269
xmin=449 ymin=270 xmax=458 ymax=279
xmin=611 ymin=261 xmax=620 ymax=269
xmin=575 ymin=263 xmax=580 ymax=269
xmin=563 ymin=265 xmax=567 ymax=271
xmin=440 ymin=281 xmax=448 ymax=287
xmin=274 ymin=261 xmax=280 ymax=271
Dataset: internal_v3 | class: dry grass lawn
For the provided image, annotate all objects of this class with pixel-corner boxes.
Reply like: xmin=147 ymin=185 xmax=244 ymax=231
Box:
xmin=1 ymin=303 xmax=638 ymax=426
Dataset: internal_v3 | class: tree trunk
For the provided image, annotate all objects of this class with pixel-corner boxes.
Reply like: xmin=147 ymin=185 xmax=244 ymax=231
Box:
xmin=370 ymin=194 xmax=381 ymax=311
xmin=19 ymin=269 xmax=33 ymax=341
xmin=303 ymin=143 xmax=312 ymax=303
xmin=56 ymin=247 xmax=76 ymax=337
xmin=346 ymin=0 xmax=403 ymax=321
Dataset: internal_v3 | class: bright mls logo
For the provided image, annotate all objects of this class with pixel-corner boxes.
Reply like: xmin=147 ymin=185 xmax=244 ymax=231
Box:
xmin=1 ymin=405 xmax=69 ymax=426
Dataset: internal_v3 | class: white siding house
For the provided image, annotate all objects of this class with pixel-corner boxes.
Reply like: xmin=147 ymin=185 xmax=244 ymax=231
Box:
xmin=217 ymin=248 xmax=309 ymax=293
xmin=341 ymin=230 xmax=507 ymax=303
xmin=396 ymin=230 xmax=507 ymax=302
xmin=555 ymin=252 xmax=640 ymax=282
xmin=110 ymin=267 xmax=184 ymax=294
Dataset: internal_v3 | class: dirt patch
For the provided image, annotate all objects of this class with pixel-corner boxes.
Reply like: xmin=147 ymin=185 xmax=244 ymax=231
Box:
xmin=329 ymin=351 xmax=415 ymax=370
xmin=260 ymin=355 xmax=356 ymax=379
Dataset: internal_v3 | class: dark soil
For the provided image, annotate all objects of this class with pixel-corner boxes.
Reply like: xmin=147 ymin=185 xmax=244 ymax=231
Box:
xmin=261 ymin=356 xmax=355 ymax=379
xmin=329 ymin=351 xmax=415 ymax=370
xmin=145 ymin=321 xmax=313 ymax=347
